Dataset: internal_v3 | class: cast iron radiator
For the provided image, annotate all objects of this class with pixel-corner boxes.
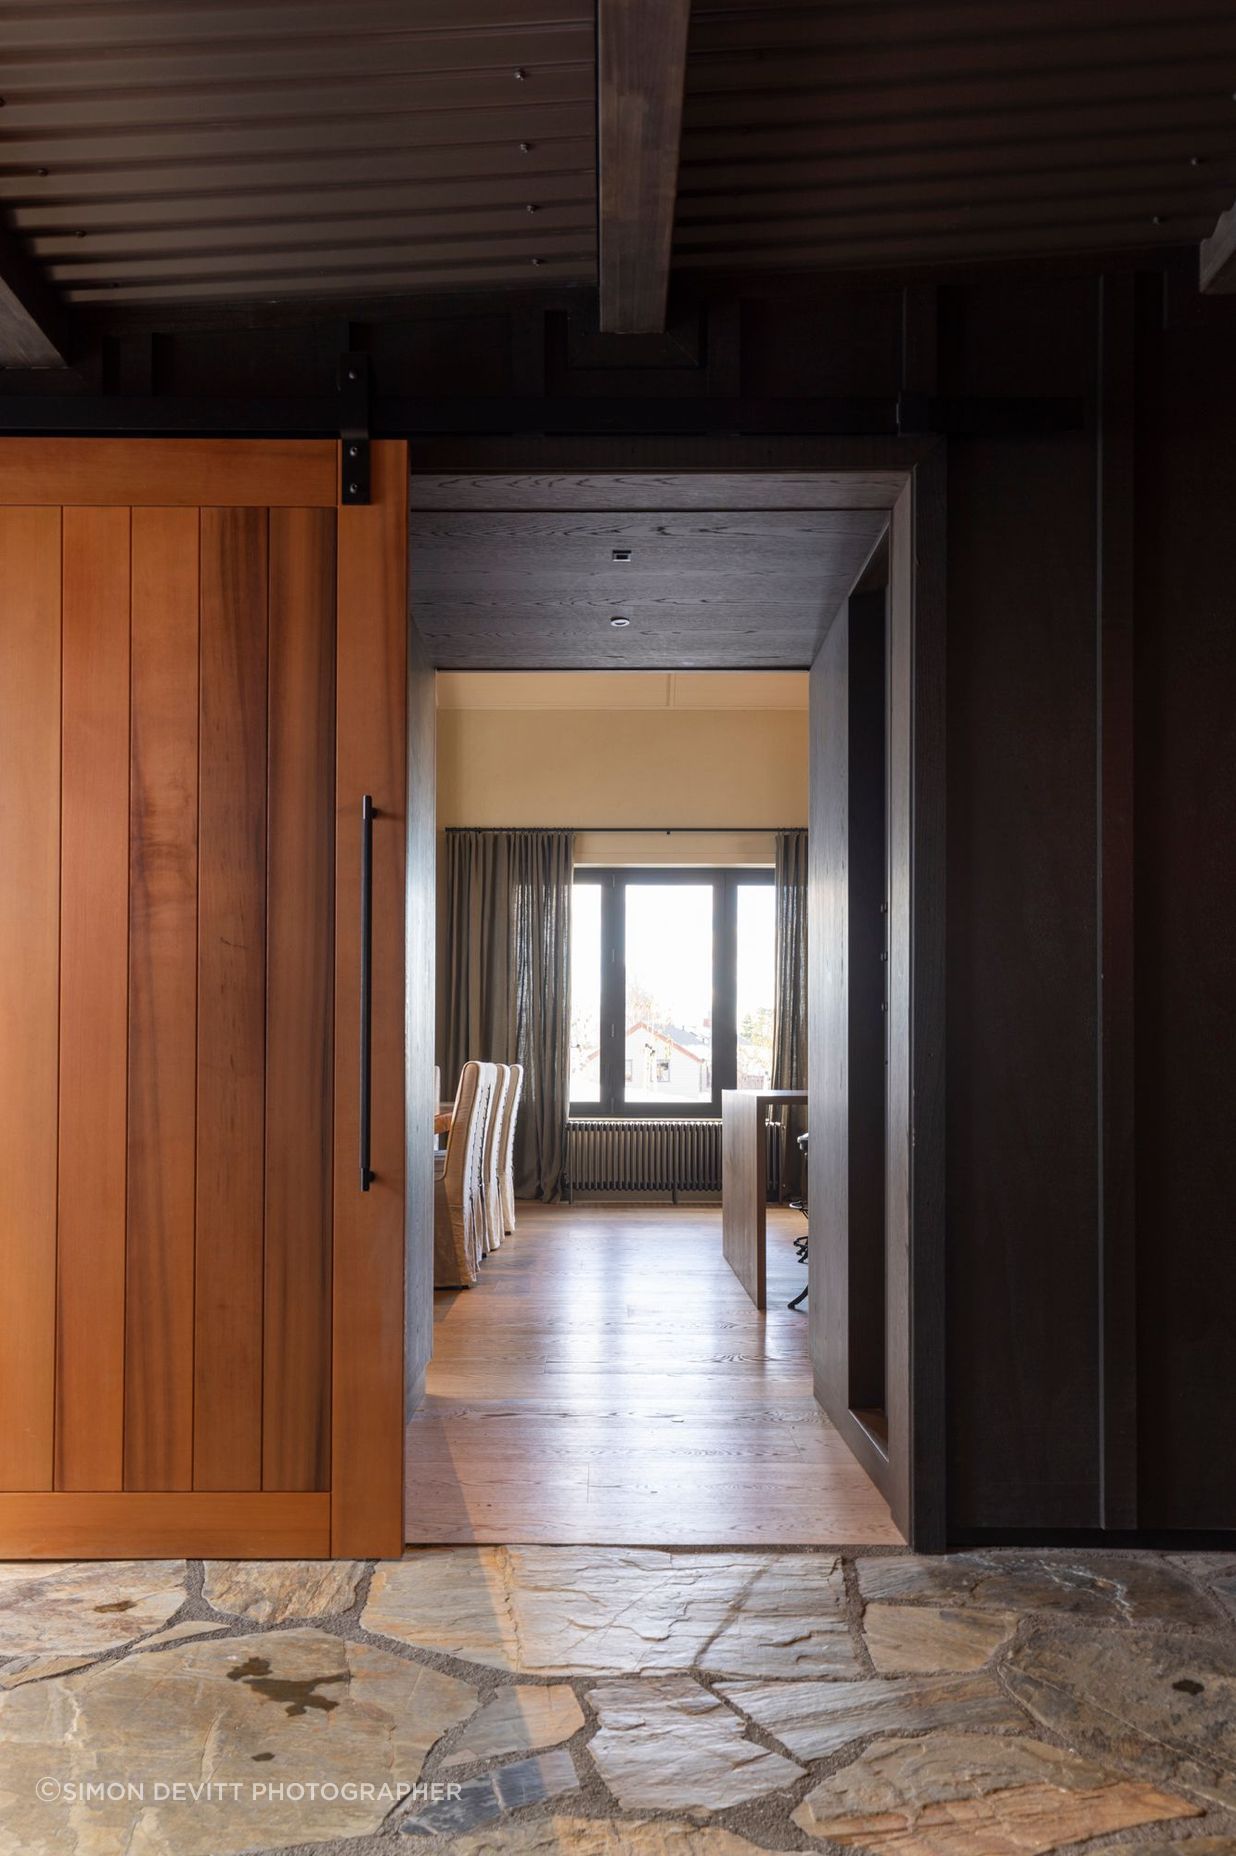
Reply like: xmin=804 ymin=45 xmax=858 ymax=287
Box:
xmin=565 ymin=1118 xmax=722 ymax=1199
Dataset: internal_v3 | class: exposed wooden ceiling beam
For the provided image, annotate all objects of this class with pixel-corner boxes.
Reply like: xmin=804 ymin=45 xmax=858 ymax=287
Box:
xmin=0 ymin=218 xmax=70 ymax=367
xmin=1200 ymin=201 xmax=1236 ymax=294
xmin=597 ymin=0 xmax=691 ymax=335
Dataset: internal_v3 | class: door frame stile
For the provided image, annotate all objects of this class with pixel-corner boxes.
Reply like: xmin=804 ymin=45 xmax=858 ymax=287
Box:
xmin=331 ymin=438 xmax=409 ymax=1559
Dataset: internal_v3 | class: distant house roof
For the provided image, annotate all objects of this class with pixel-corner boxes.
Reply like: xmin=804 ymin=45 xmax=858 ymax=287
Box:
xmin=627 ymin=1019 xmax=710 ymax=1067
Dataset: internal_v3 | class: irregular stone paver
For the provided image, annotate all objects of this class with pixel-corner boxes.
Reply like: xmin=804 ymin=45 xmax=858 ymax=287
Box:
xmin=720 ymin=1669 xmax=1025 ymax=1759
xmin=0 ymin=1559 xmax=186 ymax=1654
xmin=365 ymin=1546 xmax=852 ymax=1676
xmin=203 ymin=1559 xmax=365 ymax=1623
xmin=1165 ymin=1554 xmax=1236 ymax=1582
xmin=703 ymin=1575 xmax=860 ymax=1679
xmin=791 ymin=1731 xmax=1198 ymax=1854
xmin=1003 ymin=1616 xmax=1236 ymax=1807
xmin=0 ymin=1546 xmax=1231 ymax=1855
xmin=587 ymin=1674 xmax=803 ymax=1814
xmin=857 ymin=1550 xmax=1217 ymax=1622
xmin=1165 ymin=1556 xmax=1236 ymax=1624
xmin=0 ymin=1652 xmax=97 ymax=1689
xmin=401 ymin=1747 xmax=578 ymax=1836
xmin=0 ymin=1627 xmax=477 ymax=1856
xmin=137 ymin=1619 xmax=226 ymax=1650
xmin=443 ymin=1819 xmax=794 ymax=1855
xmin=442 ymin=1683 xmax=585 ymax=1767
xmin=863 ymin=1602 xmax=1017 ymax=1673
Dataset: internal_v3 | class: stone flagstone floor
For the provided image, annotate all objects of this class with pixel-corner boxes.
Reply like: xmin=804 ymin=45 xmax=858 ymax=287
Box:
xmin=0 ymin=1546 xmax=1235 ymax=1853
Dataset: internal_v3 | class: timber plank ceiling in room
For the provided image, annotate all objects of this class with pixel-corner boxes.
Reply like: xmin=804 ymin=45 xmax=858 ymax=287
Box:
xmin=408 ymin=474 xmax=886 ymax=668
xmin=0 ymin=2 xmax=1234 ymax=322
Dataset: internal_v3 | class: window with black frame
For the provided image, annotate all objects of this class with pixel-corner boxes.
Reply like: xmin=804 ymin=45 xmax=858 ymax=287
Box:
xmin=569 ymin=869 xmax=775 ymax=1116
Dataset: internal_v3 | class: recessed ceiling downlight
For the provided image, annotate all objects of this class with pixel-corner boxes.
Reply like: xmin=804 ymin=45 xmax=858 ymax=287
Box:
xmin=609 ymin=615 xmax=631 ymax=628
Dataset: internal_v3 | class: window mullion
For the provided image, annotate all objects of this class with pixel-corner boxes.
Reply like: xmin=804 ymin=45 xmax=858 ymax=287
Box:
xmin=714 ymin=873 xmax=738 ymax=1110
xmin=600 ymin=871 xmax=624 ymax=1115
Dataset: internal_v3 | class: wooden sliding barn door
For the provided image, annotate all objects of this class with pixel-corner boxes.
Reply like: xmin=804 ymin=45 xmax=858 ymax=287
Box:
xmin=0 ymin=439 xmax=406 ymax=1558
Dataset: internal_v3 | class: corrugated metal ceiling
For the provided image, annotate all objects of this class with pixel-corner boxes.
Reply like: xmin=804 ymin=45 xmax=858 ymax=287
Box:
xmin=677 ymin=0 xmax=1236 ymax=271
xmin=0 ymin=0 xmax=1234 ymax=314
xmin=0 ymin=0 xmax=599 ymax=303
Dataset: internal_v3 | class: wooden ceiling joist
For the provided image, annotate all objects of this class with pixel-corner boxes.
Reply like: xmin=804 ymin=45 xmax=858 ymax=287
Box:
xmin=1200 ymin=202 xmax=1236 ymax=294
xmin=597 ymin=0 xmax=691 ymax=335
xmin=0 ymin=218 xmax=69 ymax=367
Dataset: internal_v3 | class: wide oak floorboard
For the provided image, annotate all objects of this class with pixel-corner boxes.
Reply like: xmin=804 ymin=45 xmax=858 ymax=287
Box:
xmin=406 ymin=1203 xmax=902 ymax=1546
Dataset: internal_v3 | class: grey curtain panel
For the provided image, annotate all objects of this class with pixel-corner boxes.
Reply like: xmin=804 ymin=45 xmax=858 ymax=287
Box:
xmin=445 ymin=828 xmax=573 ymax=1201
xmin=772 ymin=828 xmax=809 ymax=1200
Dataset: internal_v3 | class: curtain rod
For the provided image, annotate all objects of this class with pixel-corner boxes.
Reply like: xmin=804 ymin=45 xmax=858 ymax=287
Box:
xmin=444 ymin=825 xmax=802 ymax=834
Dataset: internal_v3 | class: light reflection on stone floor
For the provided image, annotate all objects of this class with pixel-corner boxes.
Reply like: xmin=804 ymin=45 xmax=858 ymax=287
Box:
xmin=0 ymin=1547 xmax=1233 ymax=1854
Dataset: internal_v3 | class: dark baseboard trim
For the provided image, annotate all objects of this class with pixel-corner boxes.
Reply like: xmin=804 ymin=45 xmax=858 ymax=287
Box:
xmin=949 ymin=1527 xmax=1236 ymax=1551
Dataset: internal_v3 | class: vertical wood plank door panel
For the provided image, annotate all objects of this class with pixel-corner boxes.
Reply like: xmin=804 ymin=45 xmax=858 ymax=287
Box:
xmin=264 ymin=507 xmax=336 ymax=1492
xmin=125 ymin=508 xmax=200 ymax=1491
xmin=57 ymin=507 xmax=131 ymax=1492
xmin=0 ymin=508 xmax=61 ymax=1491
xmin=0 ymin=440 xmax=405 ymax=1558
xmin=195 ymin=506 xmax=269 ymax=1492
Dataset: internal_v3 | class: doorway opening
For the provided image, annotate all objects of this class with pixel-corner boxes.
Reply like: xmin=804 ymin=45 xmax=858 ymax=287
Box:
xmin=402 ymin=461 xmax=945 ymax=1551
xmin=415 ymin=665 xmax=899 ymax=1545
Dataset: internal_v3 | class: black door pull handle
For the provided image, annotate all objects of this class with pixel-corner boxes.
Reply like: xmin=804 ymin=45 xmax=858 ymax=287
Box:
xmin=359 ymin=794 xmax=374 ymax=1192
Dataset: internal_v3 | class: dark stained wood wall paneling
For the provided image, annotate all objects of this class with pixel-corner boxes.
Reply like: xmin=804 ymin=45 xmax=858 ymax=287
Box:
xmin=1096 ymin=275 xmax=1138 ymax=1531
xmin=125 ymin=507 xmax=200 ymax=1491
xmin=57 ymin=507 xmax=131 ymax=1491
xmin=194 ymin=507 xmax=269 ymax=1492
xmin=809 ymin=573 xmax=911 ymax=1520
xmin=0 ymin=509 xmax=61 ymax=1491
xmin=943 ymin=279 xmax=1102 ymax=1532
xmin=1133 ymin=274 xmax=1236 ymax=1529
xmin=264 ymin=508 xmax=337 ymax=1491
xmin=845 ymin=589 xmax=889 ymax=1419
xmin=905 ymin=449 xmax=949 ymax=1552
xmin=809 ymin=595 xmax=851 ymax=1454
